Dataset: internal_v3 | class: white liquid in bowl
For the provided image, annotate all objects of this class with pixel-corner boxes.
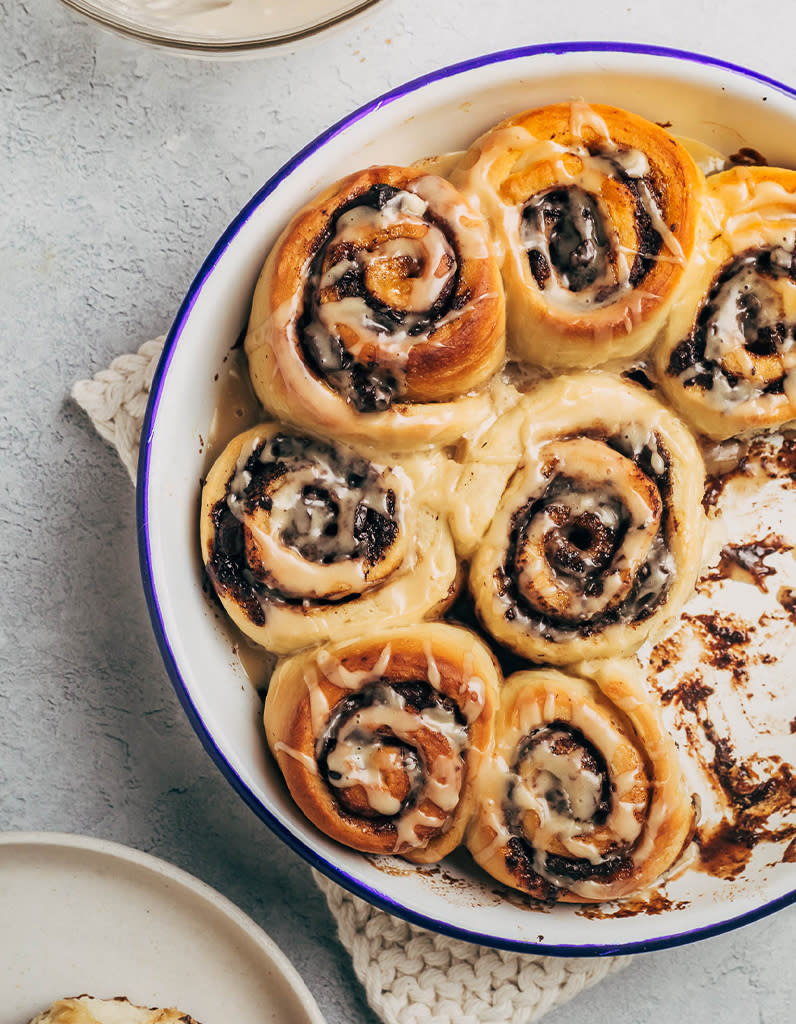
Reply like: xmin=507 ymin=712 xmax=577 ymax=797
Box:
xmin=93 ymin=0 xmax=374 ymax=44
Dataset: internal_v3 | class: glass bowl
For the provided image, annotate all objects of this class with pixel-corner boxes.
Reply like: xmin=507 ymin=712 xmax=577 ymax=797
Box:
xmin=57 ymin=0 xmax=381 ymax=57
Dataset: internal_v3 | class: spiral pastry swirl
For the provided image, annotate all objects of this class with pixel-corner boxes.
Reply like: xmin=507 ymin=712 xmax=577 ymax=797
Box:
xmin=245 ymin=165 xmax=505 ymax=449
xmin=656 ymin=166 xmax=796 ymax=439
xmin=454 ymin=373 xmax=706 ymax=663
xmin=453 ymin=101 xmax=705 ymax=368
xmin=265 ymin=624 xmax=500 ymax=861
xmin=200 ymin=425 xmax=459 ymax=654
xmin=466 ymin=661 xmax=694 ymax=902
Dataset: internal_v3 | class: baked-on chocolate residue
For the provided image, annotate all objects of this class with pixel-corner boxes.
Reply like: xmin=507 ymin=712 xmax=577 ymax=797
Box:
xmin=622 ymin=366 xmax=657 ymax=391
xmin=660 ymin=674 xmax=715 ymax=712
xmin=728 ymin=147 xmax=769 ymax=167
xmin=699 ymin=534 xmax=793 ymax=593
xmin=649 ymin=592 xmax=796 ymax=881
xmin=576 ymin=890 xmax=689 ymax=919
xmin=697 ymin=754 xmax=796 ymax=880
xmin=502 ymin=837 xmax=559 ymax=902
xmin=656 ymin=648 xmax=796 ymax=879
xmin=777 ymin=586 xmax=796 ymax=625
xmin=647 ymin=627 xmax=685 ymax=676
xmin=702 ymin=433 xmax=796 ymax=512
xmin=703 ymin=471 xmax=733 ymax=514
xmin=682 ymin=611 xmax=753 ymax=686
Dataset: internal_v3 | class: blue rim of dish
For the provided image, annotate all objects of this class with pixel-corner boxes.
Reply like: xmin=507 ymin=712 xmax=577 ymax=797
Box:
xmin=138 ymin=40 xmax=796 ymax=956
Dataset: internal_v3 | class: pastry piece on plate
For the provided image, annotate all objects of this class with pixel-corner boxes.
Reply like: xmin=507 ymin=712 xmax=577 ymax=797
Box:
xmin=29 ymin=994 xmax=200 ymax=1024
xmin=453 ymin=101 xmax=705 ymax=368
xmin=245 ymin=164 xmax=506 ymax=450
xmin=656 ymin=165 xmax=796 ymax=439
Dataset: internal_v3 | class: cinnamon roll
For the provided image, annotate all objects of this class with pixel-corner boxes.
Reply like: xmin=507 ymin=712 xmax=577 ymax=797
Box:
xmin=245 ymin=165 xmax=505 ymax=449
xmin=467 ymin=660 xmax=695 ymax=902
xmin=200 ymin=425 xmax=459 ymax=654
xmin=29 ymin=996 xmax=200 ymax=1024
xmin=454 ymin=101 xmax=705 ymax=368
xmin=656 ymin=165 xmax=796 ymax=439
xmin=457 ymin=373 xmax=706 ymax=663
xmin=265 ymin=624 xmax=500 ymax=862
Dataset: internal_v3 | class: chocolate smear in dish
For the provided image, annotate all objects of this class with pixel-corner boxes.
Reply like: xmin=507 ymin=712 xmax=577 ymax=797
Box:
xmin=701 ymin=433 xmax=796 ymax=514
xmin=698 ymin=534 xmax=793 ymax=593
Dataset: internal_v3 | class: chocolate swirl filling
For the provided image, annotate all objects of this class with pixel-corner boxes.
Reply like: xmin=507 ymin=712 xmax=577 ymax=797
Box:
xmin=316 ymin=679 xmax=466 ymax=824
xmin=502 ymin=723 xmax=633 ymax=896
xmin=298 ymin=183 xmax=463 ymax=413
xmin=207 ymin=432 xmax=400 ymax=625
xmin=521 ymin=146 xmax=665 ymax=305
xmin=496 ymin=432 xmax=673 ymax=641
xmin=666 ymin=246 xmax=796 ymax=397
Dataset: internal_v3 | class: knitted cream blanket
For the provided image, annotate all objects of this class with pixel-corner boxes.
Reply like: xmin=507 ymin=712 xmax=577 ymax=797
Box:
xmin=72 ymin=337 xmax=628 ymax=1024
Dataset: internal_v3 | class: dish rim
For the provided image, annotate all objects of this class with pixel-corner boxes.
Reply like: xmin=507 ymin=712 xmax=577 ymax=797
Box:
xmin=0 ymin=829 xmax=327 ymax=1023
xmin=137 ymin=40 xmax=796 ymax=956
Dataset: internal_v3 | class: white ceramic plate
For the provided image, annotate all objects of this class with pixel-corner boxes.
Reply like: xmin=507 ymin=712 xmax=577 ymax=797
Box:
xmin=139 ymin=43 xmax=796 ymax=955
xmin=1 ymin=832 xmax=326 ymax=1024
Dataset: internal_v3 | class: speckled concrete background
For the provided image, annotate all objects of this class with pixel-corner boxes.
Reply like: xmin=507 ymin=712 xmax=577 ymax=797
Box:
xmin=1 ymin=0 xmax=794 ymax=1020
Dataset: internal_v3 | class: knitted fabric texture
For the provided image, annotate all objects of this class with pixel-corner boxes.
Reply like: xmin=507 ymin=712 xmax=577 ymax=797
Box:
xmin=72 ymin=336 xmax=630 ymax=1024
xmin=72 ymin=337 xmax=166 ymax=482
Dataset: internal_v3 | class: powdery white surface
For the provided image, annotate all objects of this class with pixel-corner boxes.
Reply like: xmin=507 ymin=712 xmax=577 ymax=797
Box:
xmin=1 ymin=1 xmax=795 ymax=1023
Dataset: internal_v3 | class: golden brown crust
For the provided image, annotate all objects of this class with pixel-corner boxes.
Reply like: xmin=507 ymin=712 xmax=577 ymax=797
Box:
xmin=453 ymin=101 xmax=706 ymax=368
xmin=655 ymin=165 xmax=796 ymax=439
xmin=466 ymin=660 xmax=695 ymax=902
xmin=264 ymin=624 xmax=500 ymax=862
xmin=245 ymin=165 xmax=505 ymax=449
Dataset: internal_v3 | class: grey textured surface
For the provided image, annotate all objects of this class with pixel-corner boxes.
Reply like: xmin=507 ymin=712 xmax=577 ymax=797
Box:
xmin=1 ymin=0 xmax=794 ymax=1020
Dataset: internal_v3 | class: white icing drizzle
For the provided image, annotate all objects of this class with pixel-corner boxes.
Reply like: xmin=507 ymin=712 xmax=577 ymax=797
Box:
xmin=263 ymin=289 xmax=491 ymax=437
xmin=223 ymin=432 xmax=410 ymax=603
xmin=516 ymin=141 xmax=681 ymax=314
xmin=322 ymin=683 xmax=468 ymax=853
xmin=507 ymin=436 xmax=667 ymax=628
xmin=316 ymin=643 xmax=393 ymax=690
xmin=275 ymin=741 xmax=319 ymax=776
xmin=459 ymin=673 xmax=486 ymax=724
xmin=674 ymin=228 xmax=796 ymax=409
xmin=474 ymin=677 xmax=657 ymax=895
xmin=423 ymin=639 xmax=441 ymax=689
xmin=465 ymin=101 xmax=686 ymax=327
xmin=297 ymin=172 xmax=496 ymax=400
xmin=300 ymin=636 xmax=489 ymax=854
xmin=314 ymin=193 xmax=456 ymax=366
xmin=303 ymin=664 xmax=331 ymax=738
